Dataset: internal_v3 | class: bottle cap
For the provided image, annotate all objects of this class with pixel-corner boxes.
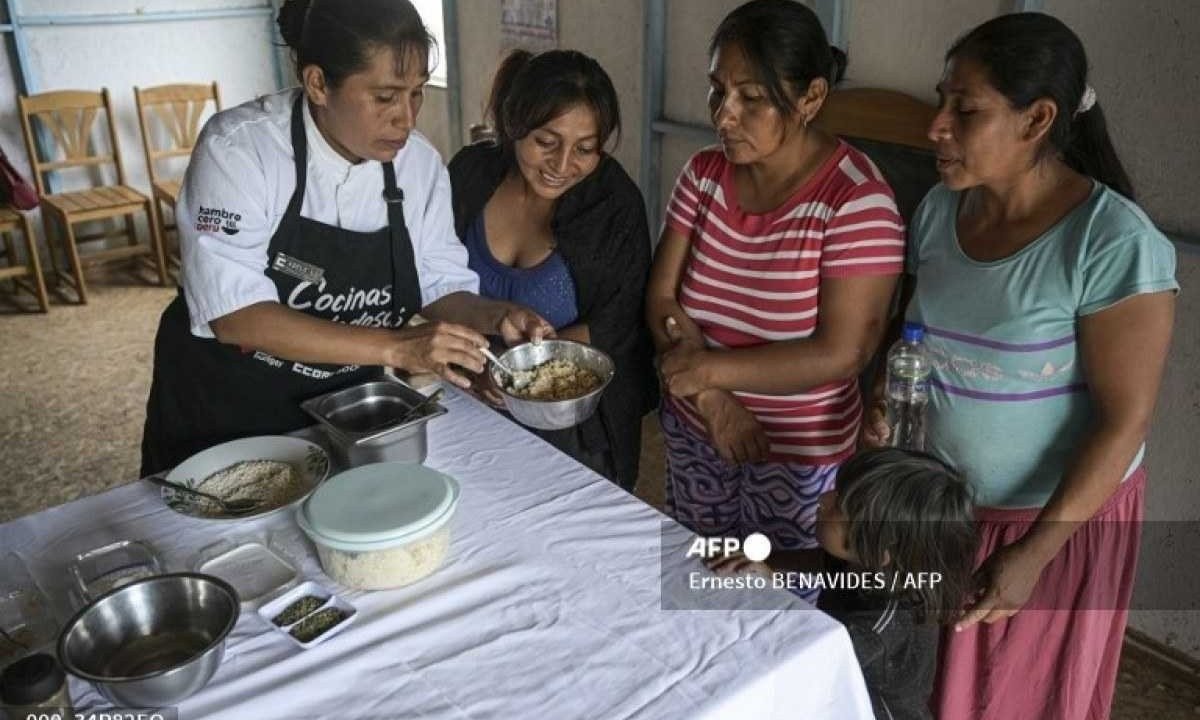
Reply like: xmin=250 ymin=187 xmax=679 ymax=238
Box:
xmin=901 ymin=322 xmax=925 ymax=343
xmin=0 ymin=653 xmax=65 ymax=705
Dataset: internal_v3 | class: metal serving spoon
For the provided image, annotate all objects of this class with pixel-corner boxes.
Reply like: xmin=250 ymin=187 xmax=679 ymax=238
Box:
xmin=145 ymin=474 xmax=264 ymax=516
xmin=479 ymin=346 xmax=533 ymax=391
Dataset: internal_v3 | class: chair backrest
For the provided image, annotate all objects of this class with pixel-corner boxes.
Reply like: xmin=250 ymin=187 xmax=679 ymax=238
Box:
xmin=133 ymin=82 xmax=222 ymax=184
xmin=17 ymin=88 xmax=127 ymax=197
xmin=815 ymin=87 xmax=940 ymax=228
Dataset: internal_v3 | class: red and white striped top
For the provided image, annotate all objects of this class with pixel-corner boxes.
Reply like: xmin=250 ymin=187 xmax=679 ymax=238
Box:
xmin=664 ymin=142 xmax=904 ymax=465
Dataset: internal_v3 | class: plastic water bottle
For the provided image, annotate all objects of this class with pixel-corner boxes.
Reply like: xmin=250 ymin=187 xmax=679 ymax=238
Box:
xmin=885 ymin=322 xmax=930 ymax=450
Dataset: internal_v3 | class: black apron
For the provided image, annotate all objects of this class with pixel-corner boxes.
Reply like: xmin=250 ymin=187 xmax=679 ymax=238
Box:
xmin=141 ymin=96 xmax=422 ymax=476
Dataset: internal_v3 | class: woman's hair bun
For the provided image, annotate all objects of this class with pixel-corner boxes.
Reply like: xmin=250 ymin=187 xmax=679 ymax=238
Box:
xmin=830 ymin=45 xmax=848 ymax=84
xmin=276 ymin=0 xmax=312 ymax=49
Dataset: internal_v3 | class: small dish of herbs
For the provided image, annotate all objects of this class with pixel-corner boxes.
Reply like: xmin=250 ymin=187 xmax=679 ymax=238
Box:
xmin=257 ymin=580 xmax=357 ymax=648
xmin=272 ymin=595 xmax=327 ymax=626
xmin=290 ymin=607 xmax=348 ymax=643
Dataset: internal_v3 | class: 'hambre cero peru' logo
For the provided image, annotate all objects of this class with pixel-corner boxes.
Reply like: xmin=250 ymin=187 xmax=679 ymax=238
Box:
xmin=196 ymin=205 xmax=242 ymax=236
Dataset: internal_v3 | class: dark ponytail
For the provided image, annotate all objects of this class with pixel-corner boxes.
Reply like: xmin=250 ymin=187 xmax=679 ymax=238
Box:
xmin=485 ymin=49 xmax=622 ymax=151
xmin=1065 ymin=103 xmax=1133 ymax=200
xmin=830 ymin=45 xmax=849 ymax=85
xmin=276 ymin=0 xmax=435 ymax=88
xmin=485 ymin=49 xmax=534 ymax=143
xmin=710 ymin=0 xmax=847 ymax=120
xmin=948 ymin=13 xmax=1135 ymax=200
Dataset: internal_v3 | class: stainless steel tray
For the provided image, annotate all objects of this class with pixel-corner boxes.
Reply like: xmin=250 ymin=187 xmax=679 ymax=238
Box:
xmin=301 ymin=379 xmax=445 ymax=444
xmin=300 ymin=379 xmax=446 ymax=466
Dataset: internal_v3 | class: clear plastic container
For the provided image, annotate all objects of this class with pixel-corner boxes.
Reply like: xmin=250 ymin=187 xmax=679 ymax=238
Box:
xmin=296 ymin=463 xmax=459 ymax=590
xmin=0 ymin=553 xmax=58 ymax=666
xmin=310 ymin=527 xmax=451 ymax=591
xmin=69 ymin=540 xmax=163 ymax=602
xmin=193 ymin=533 xmax=299 ymax=607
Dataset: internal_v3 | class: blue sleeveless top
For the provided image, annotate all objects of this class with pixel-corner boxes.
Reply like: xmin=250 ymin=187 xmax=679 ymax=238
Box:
xmin=463 ymin=214 xmax=579 ymax=330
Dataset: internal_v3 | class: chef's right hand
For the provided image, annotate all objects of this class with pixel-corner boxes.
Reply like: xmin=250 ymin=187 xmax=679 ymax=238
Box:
xmin=388 ymin=322 xmax=487 ymax=390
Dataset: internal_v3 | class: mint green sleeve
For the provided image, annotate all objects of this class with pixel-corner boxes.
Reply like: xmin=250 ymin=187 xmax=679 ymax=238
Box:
xmin=905 ymin=185 xmax=947 ymax=277
xmin=1078 ymin=211 xmax=1179 ymax=317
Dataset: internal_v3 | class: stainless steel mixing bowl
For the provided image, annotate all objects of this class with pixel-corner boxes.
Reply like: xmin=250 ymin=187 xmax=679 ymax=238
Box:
xmin=490 ymin=340 xmax=615 ymax=431
xmin=58 ymin=572 xmax=239 ymax=706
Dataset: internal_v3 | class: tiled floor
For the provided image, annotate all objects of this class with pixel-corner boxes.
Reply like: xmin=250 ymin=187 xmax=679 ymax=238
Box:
xmin=1 ymin=270 xmax=1197 ymax=717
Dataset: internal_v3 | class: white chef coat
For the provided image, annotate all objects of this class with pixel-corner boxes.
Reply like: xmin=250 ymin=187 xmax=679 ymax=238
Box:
xmin=176 ymin=87 xmax=479 ymax=338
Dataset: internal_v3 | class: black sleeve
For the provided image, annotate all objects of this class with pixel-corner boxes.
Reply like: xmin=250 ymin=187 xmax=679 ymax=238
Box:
xmin=842 ymin=615 xmax=887 ymax=675
xmin=580 ymin=199 xmax=652 ymax=361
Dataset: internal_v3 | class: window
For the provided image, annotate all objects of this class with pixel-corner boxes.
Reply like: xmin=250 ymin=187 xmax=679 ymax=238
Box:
xmin=411 ymin=0 xmax=448 ymax=87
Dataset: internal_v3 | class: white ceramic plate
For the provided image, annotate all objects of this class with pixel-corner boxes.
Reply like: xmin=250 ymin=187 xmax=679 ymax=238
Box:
xmin=161 ymin=436 xmax=330 ymax=521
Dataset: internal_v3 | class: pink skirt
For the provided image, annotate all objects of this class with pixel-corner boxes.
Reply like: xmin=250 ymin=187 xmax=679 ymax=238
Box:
xmin=933 ymin=467 xmax=1145 ymax=720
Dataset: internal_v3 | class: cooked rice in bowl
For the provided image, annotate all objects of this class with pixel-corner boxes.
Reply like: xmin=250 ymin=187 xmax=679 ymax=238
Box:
xmin=507 ymin=359 xmax=602 ymax=401
xmin=190 ymin=460 xmax=304 ymax=517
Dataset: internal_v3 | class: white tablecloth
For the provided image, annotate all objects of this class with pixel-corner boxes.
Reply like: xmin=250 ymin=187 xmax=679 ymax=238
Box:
xmin=1 ymin=389 xmax=874 ymax=720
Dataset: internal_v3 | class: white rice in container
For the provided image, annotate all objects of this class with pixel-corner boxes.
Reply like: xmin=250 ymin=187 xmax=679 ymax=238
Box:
xmin=313 ymin=527 xmax=451 ymax=590
xmin=297 ymin=463 xmax=460 ymax=591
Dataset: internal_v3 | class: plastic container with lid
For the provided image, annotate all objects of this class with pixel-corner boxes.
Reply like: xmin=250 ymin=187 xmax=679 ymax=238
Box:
xmin=296 ymin=462 xmax=460 ymax=590
xmin=0 ymin=653 xmax=71 ymax=716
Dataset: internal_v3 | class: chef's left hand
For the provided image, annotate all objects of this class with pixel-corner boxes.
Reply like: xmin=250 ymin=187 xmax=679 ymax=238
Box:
xmin=661 ymin=344 xmax=714 ymax=397
xmin=498 ymin=306 xmax=555 ymax=347
xmin=955 ymin=540 xmax=1047 ymax=631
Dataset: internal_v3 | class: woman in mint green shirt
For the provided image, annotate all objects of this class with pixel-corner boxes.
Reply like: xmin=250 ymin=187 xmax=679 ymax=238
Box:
xmin=863 ymin=13 xmax=1178 ymax=720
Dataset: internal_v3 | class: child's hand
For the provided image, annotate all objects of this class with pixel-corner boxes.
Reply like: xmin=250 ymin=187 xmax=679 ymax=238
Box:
xmin=705 ymin=551 xmax=772 ymax=579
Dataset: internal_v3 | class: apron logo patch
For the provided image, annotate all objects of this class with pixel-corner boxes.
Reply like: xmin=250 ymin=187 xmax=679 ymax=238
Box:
xmin=196 ymin=205 xmax=242 ymax=236
xmin=273 ymin=253 xmax=325 ymax=284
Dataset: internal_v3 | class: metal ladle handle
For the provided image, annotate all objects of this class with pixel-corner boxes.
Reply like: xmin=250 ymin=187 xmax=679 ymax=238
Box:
xmin=143 ymin=474 xmax=234 ymax=508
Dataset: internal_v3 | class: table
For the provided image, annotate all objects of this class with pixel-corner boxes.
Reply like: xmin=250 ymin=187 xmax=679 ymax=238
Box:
xmin=1 ymin=389 xmax=875 ymax=720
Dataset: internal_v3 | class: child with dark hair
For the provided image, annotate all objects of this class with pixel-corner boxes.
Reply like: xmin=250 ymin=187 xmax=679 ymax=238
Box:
xmin=710 ymin=447 xmax=978 ymax=720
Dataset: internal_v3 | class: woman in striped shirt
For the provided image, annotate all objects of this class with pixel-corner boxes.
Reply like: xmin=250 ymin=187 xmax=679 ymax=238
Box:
xmin=646 ymin=0 xmax=905 ymax=583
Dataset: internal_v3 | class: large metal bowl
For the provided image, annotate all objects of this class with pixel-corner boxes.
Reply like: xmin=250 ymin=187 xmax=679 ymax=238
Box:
xmin=490 ymin=340 xmax=615 ymax=431
xmin=58 ymin=573 xmax=239 ymax=706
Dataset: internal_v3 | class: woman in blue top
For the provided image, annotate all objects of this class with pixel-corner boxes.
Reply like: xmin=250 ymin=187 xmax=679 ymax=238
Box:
xmin=448 ymin=50 xmax=656 ymax=491
xmin=862 ymin=13 xmax=1178 ymax=719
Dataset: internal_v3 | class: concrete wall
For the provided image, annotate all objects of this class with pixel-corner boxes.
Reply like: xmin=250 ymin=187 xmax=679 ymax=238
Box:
xmin=1133 ymin=244 xmax=1200 ymax=656
xmin=453 ymin=0 xmax=643 ymax=176
xmin=1046 ymin=0 xmax=1199 ymax=237
xmin=1060 ymin=3 xmax=1200 ymax=655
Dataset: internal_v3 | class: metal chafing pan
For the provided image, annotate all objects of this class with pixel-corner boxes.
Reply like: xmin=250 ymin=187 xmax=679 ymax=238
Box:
xmin=300 ymin=379 xmax=446 ymax=467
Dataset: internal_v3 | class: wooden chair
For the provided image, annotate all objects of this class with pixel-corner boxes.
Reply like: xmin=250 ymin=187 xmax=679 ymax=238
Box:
xmin=18 ymin=88 xmax=168 ymax=304
xmin=134 ymin=82 xmax=222 ymax=270
xmin=815 ymin=88 xmax=939 ymax=226
xmin=0 ymin=206 xmax=50 ymax=312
